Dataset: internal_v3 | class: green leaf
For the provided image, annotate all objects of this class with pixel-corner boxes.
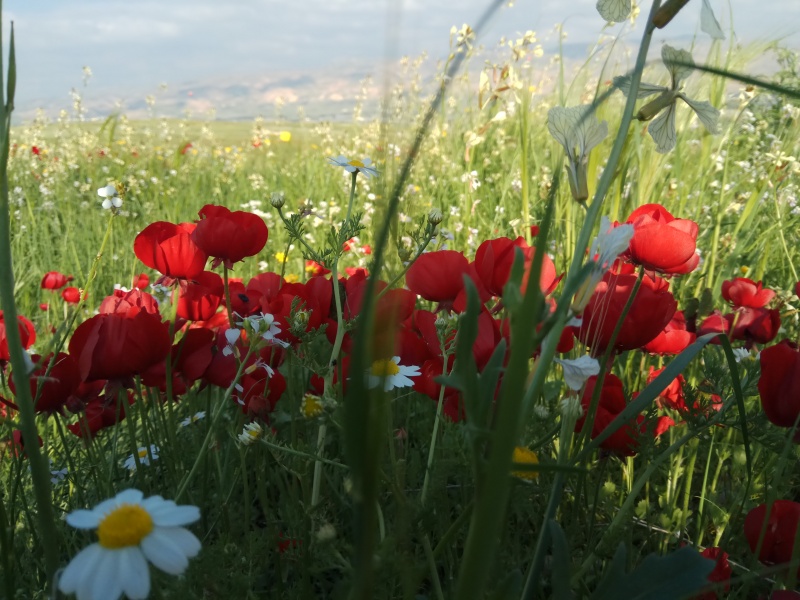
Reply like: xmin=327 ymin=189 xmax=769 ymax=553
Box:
xmin=548 ymin=521 xmax=575 ymax=600
xmin=590 ymin=545 xmax=714 ymax=600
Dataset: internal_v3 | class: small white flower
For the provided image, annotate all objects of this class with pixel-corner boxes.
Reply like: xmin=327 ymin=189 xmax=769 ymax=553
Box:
xmin=554 ymin=356 xmax=601 ymax=391
xmin=732 ymin=347 xmax=750 ymax=363
xmin=180 ymin=411 xmax=207 ymax=427
xmin=238 ymin=422 xmax=263 ymax=445
xmin=97 ymin=185 xmax=122 ymax=210
xmin=367 ymin=357 xmax=421 ymax=392
xmin=236 ymin=313 xmax=290 ymax=348
xmin=122 ymin=445 xmax=159 ymax=472
xmin=328 ymin=155 xmax=379 ymax=178
xmin=50 ymin=467 xmax=68 ymax=485
xmin=58 ymin=489 xmax=201 ymax=600
xmin=222 ymin=328 xmax=241 ymax=357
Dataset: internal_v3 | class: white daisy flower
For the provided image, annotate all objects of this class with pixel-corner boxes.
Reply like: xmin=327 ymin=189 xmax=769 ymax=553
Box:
xmin=328 ymin=155 xmax=379 ymax=178
xmin=238 ymin=422 xmax=263 ymax=445
xmin=58 ymin=488 xmax=201 ymax=600
xmin=97 ymin=185 xmax=123 ymax=210
xmin=122 ymin=445 xmax=159 ymax=472
xmin=179 ymin=411 xmax=207 ymax=427
xmin=367 ymin=357 xmax=421 ymax=392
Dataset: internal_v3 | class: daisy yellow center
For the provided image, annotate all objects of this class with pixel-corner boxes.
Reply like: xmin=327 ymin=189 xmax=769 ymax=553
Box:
xmin=97 ymin=504 xmax=154 ymax=549
xmin=138 ymin=449 xmax=148 ymax=458
xmin=512 ymin=447 xmax=539 ymax=481
xmin=302 ymin=394 xmax=324 ymax=418
xmin=347 ymin=159 xmax=365 ymax=168
xmin=246 ymin=428 xmax=260 ymax=439
xmin=371 ymin=359 xmax=399 ymax=377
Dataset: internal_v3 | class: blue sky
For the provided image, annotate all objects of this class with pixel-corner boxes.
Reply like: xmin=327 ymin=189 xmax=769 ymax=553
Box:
xmin=5 ymin=0 xmax=798 ymax=119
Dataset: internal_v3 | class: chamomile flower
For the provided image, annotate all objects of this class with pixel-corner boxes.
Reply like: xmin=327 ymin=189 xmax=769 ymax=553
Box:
xmin=122 ymin=445 xmax=159 ymax=472
xmin=328 ymin=155 xmax=379 ymax=178
xmin=367 ymin=357 xmax=420 ymax=392
xmin=97 ymin=185 xmax=122 ymax=210
xmin=58 ymin=488 xmax=201 ymax=600
xmin=238 ymin=422 xmax=263 ymax=445
xmin=180 ymin=411 xmax=206 ymax=427
xmin=511 ymin=447 xmax=539 ymax=481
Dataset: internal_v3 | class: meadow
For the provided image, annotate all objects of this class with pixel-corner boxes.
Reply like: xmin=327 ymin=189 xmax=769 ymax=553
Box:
xmin=2 ymin=1 xmax=800 ymax=599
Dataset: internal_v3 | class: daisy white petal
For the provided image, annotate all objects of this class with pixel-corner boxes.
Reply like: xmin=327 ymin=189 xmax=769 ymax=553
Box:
xmin=148 ymin=504 xmax=201 ymax=528
xmin=89 ymin=549 xmax=123 ymax=600
xmin=118 ymin=547 xmax=150 ymax=599
xmin=66 ymin=510 xmax=102 ymax=529
xmin=141 ymin=529 xmax=191 ymax=575
xmin=58 ymin=543 xmax=104 ymax=593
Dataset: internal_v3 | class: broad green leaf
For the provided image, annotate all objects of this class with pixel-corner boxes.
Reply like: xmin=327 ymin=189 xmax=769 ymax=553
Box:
xmin=590 ymin=545 xmax=715 ymax=600
xmin=548 ymin=521 xmax=575 ymax=600
xmin=648 ymin=102 xmax=677 ymax=153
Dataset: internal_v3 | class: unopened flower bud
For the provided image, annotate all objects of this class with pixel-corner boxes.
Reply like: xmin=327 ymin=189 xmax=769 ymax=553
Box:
xmin=428 ymin=208 xmax=443 ymax=226
xmin=270 ymin=192 xmax=286 ymax=209
xmin=559 ymin=396 xmax=584 ymax=421
xmin=398 ymin=247 xmax=412 ymax=262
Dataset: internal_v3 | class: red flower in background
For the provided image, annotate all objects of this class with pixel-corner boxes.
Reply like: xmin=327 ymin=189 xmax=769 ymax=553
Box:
xmin=578 ymin=272 xmax=676 ymax=354
xmin=9 ymin=352 xmax=81 ymax=415
xmin=647 ymin=367 xmax=687 ymax=412
xmin=472 ymin=236 xmax=558 ymax=299
xmin=41 ymin=271 xmax=73 ymax=290
xmin=67 ymin=391 xmax=133 ymax=439
xmin=625 ymin=204 xmax=699 ymax=274
xmin=134 ymin=221 xmax=208 ymax=281
xmin=406 ymin=250 xmax=473 ymax=306
xmin=192 ymin=204 xmax=269 ymax=268
xmin=745 ymin=500 xmax=800 ymax=571
xmin=133 ymin=273 xmax=150 ymax=290
xmin=0 ymin=311 xmax=36 ymax=366
xmin=68 ymin=307 xmax=171 ymax=385
xmin=575 ymin=374 xmax=642 ymax=456
xmin=643 ymin=310 xmax=696 ymax=355
xmin=757 ymin=340 xmax=800 ymax=429
xmin=98 ymin=288 xmax=160 ymax=315
xmin=722 ymin=277 xmax=775 ymax=308
xmin=693 ymin=547 xmax=731 ymax=600
xmin=141 ymin=328 xmax=215 ymax=395
xmin=61 ymin=287 xmax=82 ymax=304
xmin=730 ymin=307 xmax=781 ymax=346
xmin=176 ymin=270 xmax=224 ymax=321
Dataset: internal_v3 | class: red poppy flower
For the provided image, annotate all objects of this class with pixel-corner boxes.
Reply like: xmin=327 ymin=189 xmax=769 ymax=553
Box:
xmin=61 ymin=287 xmax=82 ymax=304
xmin=730 ymin=307 xmax=780 ymax=345
xmin=68 ymin=307 xmax=172 ymax=384
xmin=577 ymin=272 xmax=677 ymax=354
xmin=745 ymin=500 xmax=800 ymax=571
xmin=41 ymin=271 xmax=73 ymax=290
xmin=406 ymin=250 xmax=471 ymax=305
xmin=3 ymin=429 xmax=43 ymax=458
xmin=647 ymin=367 xmax=687 ymax=412
xmin=133 ymin=273 xmax=150 ymax=290
xmin=722 ymin=277 xmax=775 ymax=308
xmin=473 ymin=236 xmax=557 ymax=298
xmin=176 ymin=270 xmax=224 ymax=321
xmin=575 ymin=373 xmax=642 ymax=456
xmin=141 ymin=328 xmax=215 ymax=395
xmin=643 ymin=310 xmax=696 ymax=355
xmin=625 ymin=204 xmax=699 ymax=274
xmin=694 ymin=547 xmax=731 ymax=600
xmin=67 ymin=393 xmax=133 ymax=439
xmin=9 ymin=352 xmax=81 ymax=415
xmin=134 ymin=221 xmax=208 ymax=281
xmin=757 ymin=340 xmax=800 ymax=429
xmin=0 ymin=311 xmax=36 ymax=366
xmin=98 ymin=289 xmax=160 ymax=315
xmin=192 ymin=204 xmax=269 ymax=268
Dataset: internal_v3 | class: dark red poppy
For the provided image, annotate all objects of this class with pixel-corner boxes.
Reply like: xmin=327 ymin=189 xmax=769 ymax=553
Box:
xmin=41 ymin=271 xmax=73 ymax=290
xmin=722 ymin=277 xmax=775 ymax=308
xmin=0 ymin=311 xmax=36 ymax=366
xmin=758 ymin=340 xmax=800 ymax=429
xmin=67 ymin=393 xmax=133 ymax=439
xmin=697 ymin=311 xmax=730 ymax=341
xmin=68 ymin=307 xmax=171 ymax=384
xmin=575 ymin=373 xmax=642 ymax=456
xmin=406 ymin=250 xmax=471 ymax=305
xmin=9 ymin=352 xmax=81 ymax=415
xmin=745 ymin=500 xmax=800 ymax=571
xmin=693 ymin=547 xmax=731 ymax=600
xmin=647 ymin=367 xmax=687 ymax=412
xmin=643 ymin=310 xmax=696 ymax=355
xmin=176 ymin=270 xmax=224 ymax=321
xmin=577 ymin=272 xmax=677 ymax=354
xmin=730 ymin=307 xmax=781 ymax=345
xmin=61 ymin=287 xmax=82 ymax=304
xmin=141 ymin=328 xmax=215 ymax=395
xmin=625 ymin=204 xmax=699 ymax=274
xmin=192 ymin=204 xmax=269 ymax=268
xmin=3 ymin=429 xmax=43 ymax=458
xmin=134 ymin=221 xmax=208 ymax=281
xmin=98 ymin=288 xmax=160 ymax=315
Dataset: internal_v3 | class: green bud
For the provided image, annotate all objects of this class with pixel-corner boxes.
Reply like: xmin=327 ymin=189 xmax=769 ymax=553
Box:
xmin=428 ymin=208 xmax=443 ymax=226
xmin=270 ymin=192 xmax=285 ymax=209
